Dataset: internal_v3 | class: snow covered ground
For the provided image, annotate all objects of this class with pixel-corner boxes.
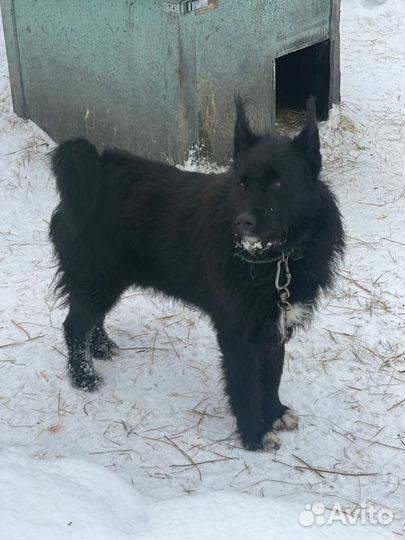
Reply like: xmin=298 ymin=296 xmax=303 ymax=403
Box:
xmin=0 ymin=1 xmax=404 ymax=538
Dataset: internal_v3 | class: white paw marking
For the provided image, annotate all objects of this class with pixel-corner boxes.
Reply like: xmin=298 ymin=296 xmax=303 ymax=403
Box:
xmin=261 ymin=431 xmax=281 ymax=450
xmin=273 ymin=409 xmax=299 ymax=431
xmin=272 ymin=418 xmax=285 ymax=430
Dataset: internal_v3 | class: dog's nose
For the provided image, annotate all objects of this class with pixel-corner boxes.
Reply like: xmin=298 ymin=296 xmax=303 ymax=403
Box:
xmin=236 ymin=212 xmax=257 ymax=232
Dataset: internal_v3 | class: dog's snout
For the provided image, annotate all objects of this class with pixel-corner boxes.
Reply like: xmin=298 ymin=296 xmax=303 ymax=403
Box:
xmin=236 ymin=212 xmax=257 ymax=233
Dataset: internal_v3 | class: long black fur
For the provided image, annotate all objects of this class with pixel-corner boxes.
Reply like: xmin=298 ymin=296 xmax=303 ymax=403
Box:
xmin=49 ymin=98 xmax=344 ymax=450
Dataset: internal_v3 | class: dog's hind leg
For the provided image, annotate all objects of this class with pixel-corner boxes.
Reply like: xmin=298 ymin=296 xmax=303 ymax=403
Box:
xmin=63 ymin=284 xmax=124 ymax=390
xmin=64 ymin=298 xmax=100 ymax=391
xmin=89 ymin=319 xmax=118 ymax=360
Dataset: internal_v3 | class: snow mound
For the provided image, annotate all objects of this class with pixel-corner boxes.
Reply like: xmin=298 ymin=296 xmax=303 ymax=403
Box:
xmin=0 ymin=449 xmax=147 ymax=540
xmin=0 ymin=449 xmax=394 ymax=540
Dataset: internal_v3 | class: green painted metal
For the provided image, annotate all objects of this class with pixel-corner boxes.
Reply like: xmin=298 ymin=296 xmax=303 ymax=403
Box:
xmin=1 ymin=0 xmax=340 ymax=163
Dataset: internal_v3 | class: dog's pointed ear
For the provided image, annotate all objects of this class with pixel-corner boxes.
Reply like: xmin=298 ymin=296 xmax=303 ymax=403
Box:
xmin=233 ymin=95 xmax=260 ymax=160
xmin=293 ymin=97 xmax=322 ymax=179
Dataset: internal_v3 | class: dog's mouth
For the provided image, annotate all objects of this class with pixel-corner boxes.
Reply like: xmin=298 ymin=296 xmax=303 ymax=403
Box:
xmin=235 ymin=234 xmax=287 ymax=255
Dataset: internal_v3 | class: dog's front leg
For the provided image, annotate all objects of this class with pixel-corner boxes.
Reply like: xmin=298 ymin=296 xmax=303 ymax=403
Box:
xmin=217 ymin=330 xmax=281 ymax=451
xmin=260 ymin=341 xmax=299 ymax=432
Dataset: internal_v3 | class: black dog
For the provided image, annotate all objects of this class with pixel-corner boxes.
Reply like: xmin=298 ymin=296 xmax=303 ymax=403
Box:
xmin=49 ymin=98 xmax=344 ymax=451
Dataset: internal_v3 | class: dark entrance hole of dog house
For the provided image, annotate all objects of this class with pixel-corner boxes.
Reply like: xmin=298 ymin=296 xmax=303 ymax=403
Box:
xmin=275 ymin=40 xmax=331 ymax=125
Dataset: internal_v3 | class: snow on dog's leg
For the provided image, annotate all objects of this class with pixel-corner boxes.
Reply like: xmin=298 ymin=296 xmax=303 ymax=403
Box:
xmin=62 ymin=274 xmax=126 ymax=390
xmin=89 ymin=320 xmax=118 ymax=360
xmin=64 ymin=298 xmax=101 ymax=391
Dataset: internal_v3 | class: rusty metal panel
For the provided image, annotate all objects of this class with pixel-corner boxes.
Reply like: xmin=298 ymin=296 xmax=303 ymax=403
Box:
xmin=191 ymin=1 xmax=275 ymax=161
xmin=1 ymin=1 xmax=184 ymax=161
xmin=183 ymin=0 xmax=332 ymax=161
xmin=269 ymin=0 xmax=330 ymax=56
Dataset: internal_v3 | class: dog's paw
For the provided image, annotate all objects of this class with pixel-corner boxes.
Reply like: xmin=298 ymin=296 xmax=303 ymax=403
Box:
xmin=261 ymin=430 xmax=282 ymax=450
xmin=68 ymin=368 xmax=102 ymax=392
xmin=272 ymin=409 xmax=299 ymax=431
xmin=241 ymin=428 xmax=281 ymax=451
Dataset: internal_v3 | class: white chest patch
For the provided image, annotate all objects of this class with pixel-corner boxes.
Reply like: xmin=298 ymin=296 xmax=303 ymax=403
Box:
xmin=278 ymin=302 xmax=313 ymax=336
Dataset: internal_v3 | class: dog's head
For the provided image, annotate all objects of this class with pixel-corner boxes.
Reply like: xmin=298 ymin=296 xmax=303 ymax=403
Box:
xmin=232 ymin=97 xmax=321 ymax=254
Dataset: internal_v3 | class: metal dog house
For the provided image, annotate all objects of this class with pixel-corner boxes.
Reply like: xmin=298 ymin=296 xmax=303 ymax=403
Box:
xmin=1 ymin=0 xmax=340 ymax=163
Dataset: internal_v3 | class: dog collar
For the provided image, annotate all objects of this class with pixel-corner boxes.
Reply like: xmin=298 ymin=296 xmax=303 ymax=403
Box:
xmin=233 ymin=246 xmax=303 ymax=265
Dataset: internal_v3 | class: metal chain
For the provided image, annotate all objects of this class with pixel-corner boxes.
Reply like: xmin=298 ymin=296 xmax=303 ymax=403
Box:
xmin=275 ymin=254 xmax=292 ymax=343
xmin=235 ymin=247 xmax=295 ymax=343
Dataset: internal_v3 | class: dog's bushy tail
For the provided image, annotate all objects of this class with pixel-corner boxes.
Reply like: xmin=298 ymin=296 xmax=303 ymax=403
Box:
xmin=51 ymin=138 xmax=101 ymax=235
